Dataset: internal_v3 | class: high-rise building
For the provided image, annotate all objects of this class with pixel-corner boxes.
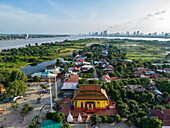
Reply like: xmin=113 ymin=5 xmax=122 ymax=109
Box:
xmin=103 ymin=30 xmax=108 ymax=36
xmin=126 ymin=31 xmax=130 ymax=36
xmin=133 ymin=31 xmax=136 ymax=36
xmin=137 ymin=31 xmax=140 ymax=36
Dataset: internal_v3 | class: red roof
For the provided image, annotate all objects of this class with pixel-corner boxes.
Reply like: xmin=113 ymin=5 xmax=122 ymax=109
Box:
xmin=106 ymin=65 xmax=114 ymax=69
xmin=151 ymin=109 xmax=170 ymax=126
xmin=56 ymin=73 xmax=62 ymax=78
xmin=164 ymin=68 xmax=170 ymax=71
xmin=106 ymin=70 xmax=115 ymax=73
xmin=65 ymin=75 xmax=79 ymax=82
xmin=70 ymin=75 xmax=79 ymax=79
xmin=75 ymin=59 xmax=85 ymax=62
xmin=137 ymin=67 xmax=153 ymax=72
xmin=102 ymin=75 xmax=111 ymax=81
xmin=111 ymin=77 xmax=119 ymax=81
xmin=82 ymin=69 xmax=88 ymax=72
xmin=135 ymin=71 xmax=144 ymax=75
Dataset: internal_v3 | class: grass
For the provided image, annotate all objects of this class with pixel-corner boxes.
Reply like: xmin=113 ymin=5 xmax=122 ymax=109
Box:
xmin=126 ymin=52 xmax=165 ymax=60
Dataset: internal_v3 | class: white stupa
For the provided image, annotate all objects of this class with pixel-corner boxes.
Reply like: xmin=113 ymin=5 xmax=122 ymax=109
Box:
xmin=67 ymin=111 xmax=73 ymax=122
xmin=78 ymin=113 xmax=83 ymax=122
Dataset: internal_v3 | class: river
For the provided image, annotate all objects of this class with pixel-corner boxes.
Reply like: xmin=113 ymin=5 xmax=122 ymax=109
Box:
xmin=1 ymin=35 xmax=170 ymax=76
xmin=20 ymin=59 xmax=57 ymax=76
xmin=1 ymin=35 xmax=170 ymax=51
xmin=0 ymin=35 xmax=90 ymax=51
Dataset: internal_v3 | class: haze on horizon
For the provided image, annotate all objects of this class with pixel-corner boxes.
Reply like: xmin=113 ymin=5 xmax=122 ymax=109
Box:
xmin=0 ymin=0 xmax=170 ymax=34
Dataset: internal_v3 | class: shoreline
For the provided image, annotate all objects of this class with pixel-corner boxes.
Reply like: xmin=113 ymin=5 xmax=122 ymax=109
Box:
xmin=0 ymin=35 xmax=70 ymax=41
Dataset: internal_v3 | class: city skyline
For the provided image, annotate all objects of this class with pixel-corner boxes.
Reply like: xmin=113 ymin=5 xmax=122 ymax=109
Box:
xmin=0 ymin=0 xmax=170 ymax=34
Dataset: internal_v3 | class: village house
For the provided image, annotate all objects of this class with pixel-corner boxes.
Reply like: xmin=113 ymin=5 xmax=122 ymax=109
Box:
xmin=150 ymin=109 xmax=170 ymax=126
xmin=102 ymin=75 xmax=111 ymax=82
xmin=61 ymin=75 xmax=79 ymax=96
xmin=124 ymin=85 xmax=145 ymax=92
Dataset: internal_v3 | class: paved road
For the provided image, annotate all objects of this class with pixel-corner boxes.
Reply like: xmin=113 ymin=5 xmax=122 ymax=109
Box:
xmin=92 ymin=60 xmax=99 ymax=80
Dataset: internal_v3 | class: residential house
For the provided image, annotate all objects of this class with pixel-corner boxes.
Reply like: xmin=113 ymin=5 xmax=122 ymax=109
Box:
xmin=73 ymin=59 xmax=85 ymax=66
xmin=102 ymin=51 xmax=108 ymax=57
xmin=102 ymin=75 xmax=111 ymax=82
xmin=81 ymin=65 xmax=93 ymax=70
xmin=104 ymin=65 xmax=114 ymax=74
xmin=124 ymin=85 xmax=145 ymax=92
xmin=61 ymin=75 xmax=79 ymax=96
xmin=151 ymin=109 xmax=170 ymax=126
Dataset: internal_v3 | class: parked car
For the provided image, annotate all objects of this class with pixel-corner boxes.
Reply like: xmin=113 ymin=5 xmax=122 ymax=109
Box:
xmin=3 ymin=96 xmax=23 ymax=102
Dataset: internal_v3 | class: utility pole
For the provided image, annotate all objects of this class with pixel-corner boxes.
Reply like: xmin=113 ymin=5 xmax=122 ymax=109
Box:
xmin=48 ymin=76 xmax=53 ymax=111
xmin=54 ymin=66 xmax=57 ymax=98
xmin=54 ymin=66 xmax=60 ymax=102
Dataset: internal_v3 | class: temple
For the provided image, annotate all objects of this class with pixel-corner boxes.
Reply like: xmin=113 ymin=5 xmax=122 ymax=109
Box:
xmin=72 ymin=85 xmax=109 ymax=112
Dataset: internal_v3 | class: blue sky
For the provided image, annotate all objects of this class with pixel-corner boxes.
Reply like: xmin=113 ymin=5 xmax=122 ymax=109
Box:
xmin=0 ymin=0 xmax=170 ymax=34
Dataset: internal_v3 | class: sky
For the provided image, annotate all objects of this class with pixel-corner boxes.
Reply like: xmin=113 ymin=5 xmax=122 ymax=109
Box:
xmin=0 ymin=0 xmax=170 ymax=34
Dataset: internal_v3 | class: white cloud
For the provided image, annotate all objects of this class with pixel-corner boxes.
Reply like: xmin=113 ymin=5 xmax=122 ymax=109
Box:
xmin=107 ymin=8 xmax=170 ymax=33
xmin=1 ymin=1 xmax=170 ymax=34
xmin=0 ymin=3 xmax=116 ymax=34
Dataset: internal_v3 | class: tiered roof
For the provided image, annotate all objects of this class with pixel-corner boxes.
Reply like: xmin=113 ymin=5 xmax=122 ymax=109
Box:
xmin=73 ymin=85 xmax=108 ymax=100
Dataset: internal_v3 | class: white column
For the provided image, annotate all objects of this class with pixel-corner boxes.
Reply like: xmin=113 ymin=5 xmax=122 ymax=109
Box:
xmin=49 ymin=77 xmax=53 ymax=111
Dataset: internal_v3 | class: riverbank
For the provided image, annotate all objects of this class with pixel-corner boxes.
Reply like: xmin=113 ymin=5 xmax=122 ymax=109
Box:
xmin=0 ymin=38 xmax=95 ymax=76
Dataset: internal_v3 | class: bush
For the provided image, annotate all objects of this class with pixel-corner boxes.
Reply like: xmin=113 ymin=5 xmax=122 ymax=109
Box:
xmin=101 ymin=116 xmax=108 ymax=123
xmin=33 ymin=76 xmax=40 ymax=82
xmin=107 ymin=117 xmax=113 ymax=123
xmin=40 ymin=84 xmax=48 ymax=89
xmin=46 ymin=112 xmax=53 ymax=120
xmin=91 ymin=114 xmax=100 ymax=125
xmin=21 ymin=103 xmax=33 ymax=115
xmin=61 ymin=123 xmax=71 ymax=128
xmin=114 ymin=114 xmax=121 ymax=123
xmin=52 ymin=112 xmax=65 ymax=122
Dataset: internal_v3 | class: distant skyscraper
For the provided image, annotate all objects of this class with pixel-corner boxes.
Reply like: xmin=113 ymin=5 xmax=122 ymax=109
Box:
xmin=25 ymin=34 xmax=29 ymax=39
xmin=133 ymin=31 xmax=136 ymax=36
xmin=161 ymin=32 xmax=164 ymax=36
xmin=126 ymin=31 xmax=130 ymax=36
xmin=103 ymin=30 xmax=108 ymax=36
xmin=137 ymin=31 xmax=139 ymax=36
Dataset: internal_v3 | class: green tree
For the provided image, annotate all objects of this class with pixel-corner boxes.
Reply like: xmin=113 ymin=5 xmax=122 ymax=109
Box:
xmin=11 ymin=103 xmax=19 ymax=110
xmin=46 ymin=112 xmax=53 ymax=120
xmin=128 ymin=100 xmax=139 ymax=113
xmin=162 ymin=92 xmax=169 ymax=102
xmin=155 ymin=105 xmax=166 ymax=110
xmin=111 ymin=89 xmax=120 ymax=101
xmin=114 ymin=114 xmax=121 ymax=123
xmin=9 ymin=70 xmax=28 ymax=82
xmin=101 ymin=116 xmax=108 ymax=123
xmin=40 ymin=84 xmax=48 ymax=89
xmin=150 ymin=117 xmax=162 ymax=128
xmin=56 ymin=59 xmax=61 ymax=66
xmin=6 ymin=80 xmax=27 ymax=97
xmin=91 ymin=114 xmax=100 ymax=125
xmin=0 ymin=73 xmax=5 ymax=84
xmin=107 ymin=117 xmax=113 ymax=123
xmin=117 ymin=103 xmax=129 ymax=117
xmin=78 ymin=78 xmax=88 ymax=84
xmin=52 ymin=112 xmax=65 ymax=122
xmin=61 ymin=123 xmax=71 ymax=128
xmin=33 ymin=76 xmax=40 ymax=82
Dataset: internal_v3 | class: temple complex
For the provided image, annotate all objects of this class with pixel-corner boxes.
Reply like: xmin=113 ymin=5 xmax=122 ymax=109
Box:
xmin=72 ymin=85 xmax=109 ymax=112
